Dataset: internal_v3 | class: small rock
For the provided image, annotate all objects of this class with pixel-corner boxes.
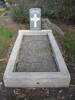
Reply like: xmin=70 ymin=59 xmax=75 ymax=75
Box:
xmin=0 ymin=82 xmax=2 ymax=87
xmin=24 ymin=98 xmax=27 ymax=100
xmin=43 ymin=99 xmax=46 ymax=100
xmin=73 ymin=67 xmax=75 ymax=70
xmin=62 ymin=96 xmax=65 ymax=99
xmin=2 ymin=99 xmax=7 ymax=100
xmin=70 ymin=94 xmax=73 ymax=98
xmin=46 ymin=89 xmax=49 ymax=96
xmin=59 ymin=90 xmax=63 ymax=93
xmin=19 ymin=94 xmax=26 ymax=98
xmin=50 ymin=99 xmax=55 ymax=100
xmin=32 ymin=88 xmax=36 ymax=90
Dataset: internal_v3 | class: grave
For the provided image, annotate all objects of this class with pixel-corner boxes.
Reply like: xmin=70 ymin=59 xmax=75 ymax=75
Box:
xmin=3 ymin=8 xmax=70 ymax=88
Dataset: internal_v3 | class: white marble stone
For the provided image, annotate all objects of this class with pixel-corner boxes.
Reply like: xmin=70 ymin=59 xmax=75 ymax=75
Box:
xmin=29 ymin=8 xmax=41 ymax=30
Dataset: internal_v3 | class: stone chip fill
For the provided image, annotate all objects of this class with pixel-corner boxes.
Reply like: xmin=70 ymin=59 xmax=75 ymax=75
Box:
xmin=15 ymin=35 xmax=58 ymax=72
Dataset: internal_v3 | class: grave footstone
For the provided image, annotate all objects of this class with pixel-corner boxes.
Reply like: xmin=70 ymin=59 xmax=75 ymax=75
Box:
xmin=29 ymin=8 xmax=41 ymax=30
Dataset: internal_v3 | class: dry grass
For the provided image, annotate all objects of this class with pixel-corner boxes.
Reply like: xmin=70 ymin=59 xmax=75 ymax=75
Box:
xmin=0 ymin=16 xmax=18 ymax=59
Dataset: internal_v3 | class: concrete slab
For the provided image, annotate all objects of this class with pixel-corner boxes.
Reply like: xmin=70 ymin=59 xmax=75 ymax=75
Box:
xmin=3 ymin=30 xmax=71 ymax=88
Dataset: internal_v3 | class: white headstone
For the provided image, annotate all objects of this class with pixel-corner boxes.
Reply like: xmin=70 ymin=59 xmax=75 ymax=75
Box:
xmin=29 ymin=8 xmax=41 ymax=30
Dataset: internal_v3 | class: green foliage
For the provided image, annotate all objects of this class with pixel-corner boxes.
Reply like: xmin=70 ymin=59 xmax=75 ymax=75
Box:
xmin=0 ymin=10 xmax=5 ymax=16
xmin=63 ymin=32 xmax=75 ymax=62
xmin=11 ymin=0 xmax=39 ymax=23
xmin=6 ymin=0 xmax=14 ymax=4
xmin=0 ymin=26 xmax=12 ymax=38
xmin=40 ymin=0 xmax=75 ymax=23
xmin=11 ymin=0 xmax=75 ymax=23
xmin=0 ymin=26 xmax=13 ymax=58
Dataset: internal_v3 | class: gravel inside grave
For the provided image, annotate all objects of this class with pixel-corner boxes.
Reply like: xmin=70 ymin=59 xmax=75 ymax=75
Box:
xmin=15 ymin=35 xmax=58 ymax=72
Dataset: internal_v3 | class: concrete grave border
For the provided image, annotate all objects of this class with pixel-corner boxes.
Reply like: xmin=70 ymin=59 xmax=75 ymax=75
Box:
xmin=3 ymin=30 xmax=71 ymax=88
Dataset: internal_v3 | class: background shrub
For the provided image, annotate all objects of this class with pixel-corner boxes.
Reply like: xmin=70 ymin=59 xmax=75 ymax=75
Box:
xmin=0 ymin=25 xmax=13 ymax=58
xmin=11 ymin=0 xmax=40 ymax=23
xmin=63 ymin=32 xmax=75 ymax=62
xmin=11 ymin=0 xmax=75 ymax=24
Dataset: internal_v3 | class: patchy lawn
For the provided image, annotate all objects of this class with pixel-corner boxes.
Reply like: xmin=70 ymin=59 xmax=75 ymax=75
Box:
xmin=52 ymin=19 xmax=75 ymax=64
xmin=63 ymin=31 xmax=75 ymax=63
xmin=0 ymin=25 xmax=13 ymax=58
xmin=0 ymin=8 xmax=5 ymax=16
xmin=0 ymin=16 xmax=18 ymax=59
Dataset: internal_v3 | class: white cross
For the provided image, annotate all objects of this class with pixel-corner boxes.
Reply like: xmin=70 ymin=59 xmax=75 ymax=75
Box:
xmin=31 ymin=14 xmax=40 ymax=28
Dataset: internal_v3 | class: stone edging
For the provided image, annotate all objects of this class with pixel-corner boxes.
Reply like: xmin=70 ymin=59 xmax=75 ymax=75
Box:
xmin=0 ymin=58 xmax=7 ymax=64
xmin=42 ymin=18 xmax=64 ymax=36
